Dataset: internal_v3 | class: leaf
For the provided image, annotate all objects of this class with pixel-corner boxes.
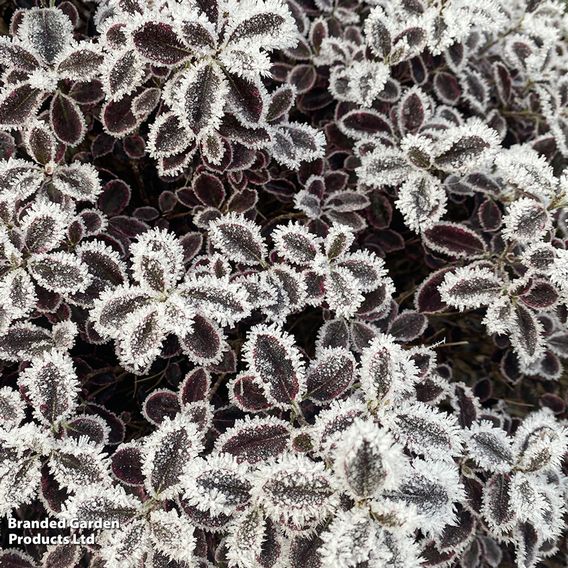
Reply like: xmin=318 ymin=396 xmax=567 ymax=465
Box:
xmin=28 ymin=251 xmax=90 ymax=295
xmin=509 ymin=303 xmax=544 ymax=367
xmin=179 ymin=313 xmax=225 ymax=365
xmin=230 ymin=373 xmax=271 ymax=412
xmin=143 ymin=389 xmax=181 ymax=425
xmin=52 ymin=162 xmax=102 ymax=202
xmin=132 ymin=21 xmax=191 ymax=66
xmin=0 ymin=83 xmax=42 ymax=127
xmin=0 ymin=322 xmax=55 ymax=361
xmin=0 ymin=387 xmax=25 ymax=430
xmin=50 ymin=92 xmax=86 ymax=146
xmin=334 ymin=419 xmax=403 ymax=498
xmin=174 ymin=63 xmax=228 ymax=136
xmin=148 ymin=112 xmax=194 ymax=159
xmin=242 ymin=324 xmax=305 ymax=407
xmin=439 ymin=266 xmax=503 ymax=310
xmin=209 ymin=213 xmax=267 ymax=265
xmin=143 ymin=413 xmax=203 ymax=498
xmin=306 ymin=347 xmax=355 ymax=404
xmin=147 ymin=509 xmax=196 ymax=564
xmin=182 ymin=454 xmax=252 ymax=516
xmin=179 ymin=367 xmax=210 ymax=404
xmin=56 ymin=47 xmax=104 ymax=80
xmin=111 ymin=443 xmax=145 ymax=486
xmin=103 ymin=48 xmax=145 ymax=101
xmin=0 ymin=38 xmax=40 ymax=71
xmin=271 ymin=222 xmax=320 ymax=265
xmin=482 ymin=473 xmax=516 ymax=534
xmin=398 ymin=87 xmax=430 ymax=135
xmin=266 ymin=84 xmax=295 ymax=122
xmin=102 ymin=96 xmax=138 ymax=137
xmin=225 ymin=74 xmax=264 ymax=124
xmin=389 ymin=311 xmax=428 ymax=342
xmin=24 ymin=119 xmax=56 ymax=164
xmin=465 ymin=422 xmax=515 ymax=473
xmin=214 ymin=416 xmax=291 ymax=464
xmin=19 ymin=8 xmax=73 ymax=64
xmin=423 ymin=222 xmax=486 ymax=258
xmin=253 ymin=454 xmax=337 ymax=527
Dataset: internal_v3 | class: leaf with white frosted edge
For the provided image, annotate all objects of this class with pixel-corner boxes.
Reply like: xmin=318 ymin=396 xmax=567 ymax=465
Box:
xmin=18 ymin=350 xmax=78 ymax=426
xmin=0 ymin=322 xmax=56 ymax=361
xmin=242 ymin=323 xmax=305 ymax=407
xmin=325 ymin=266 xmax=364 ymax=318
xmin=395 ymin=172 xmax=447 ymax=233
xmin=148 ymin=509 xmax=196 ymax=564
xmin=209 ymin=213 xmax=267 ymax=265
xmin=509 ymin=473 xmax=546 ymax=525
xmin=0 ymin=269 xmax=36 ymax=321
xmin=502 ymin=198 xmax=551 ymax=244
xmin=24 ymin=119 xmax=56 ymax=164
xmin=398 ymin=86 xmax=432 ymax=135
xmin=178 ymin=313 xmax=226 ymax=365
xmin=509 ymin=303 xmax=545 ymax=368
xmin=263 ymin=265 xmax=308 ymax=322
xmin=20 ymin=201 xmax=67 ymax=253
xmin=359 ymin=334 xmax=418 ymax=405
xmin=49 ymin=438 xmax=110 ymax=491
xmin=481 ymin=472 xmax=516 ymax=536
xmin=225 ymin=508 xmax=266 ymax=568
xmin=335 ymin=250 xmax=389 ymax=293
xmin=277 ymin=123 xmax=325 ymax=164
xmin=131 ymin=228 xmax=185 ymax=292
xmin=357 ymin=145 xmax=409 ymax=188
xmin=433 ymin=120 xmax=499 ymax=173
xmin=313 ymin=398 xmax=367 ymax=455
xmin=173 ymin=62 xmax=228 ymax=137
xmin=464 ymin=422 xmax=515 ymax=473
xmin=439 ymin=266 xmax=503 ymax=311
xmin=513 ymin=410 xmax=568 ymax=473
xmin=494 ymin=145 xmax=557 ymax=202
xmin=100 ymin=518 xmax=148 ymax=568
xmin=17 ymin=8 xmax=73 ymax=64
xmin=116 ymin=305 xmax=167 ymax=374
xmin=41 ymin=543 xmax=81 ymax=568
xmin=319 ymin=508 xmax=386 ymax=567
xmin=132 ymin=21 xmax=192 ymax=66
xmin=0 ymin=387 xmax=25 ymax=430
xmin=55 ymin=44 xmax=104 ymax=81
xmin=387 ymin=458 xmax=465 ymax=537
xmin=102 ymin=48 xmax=145 ymax=102
xmin=306 ymin=347 xmax=356 ymax=404
xmin=214 ymin=416 xmax=291 ymax=464
xmin=0 ymin=83 xmax=42 ymax=128
xmin=334 ymin=419 xmax=405 ymax=499
xmin=90 ymin=284 xmax=153 ymax=338
xmin=0 ymin=37 xmax=40 ymax=71
xmin=225 ymin=0 xmax=298 ymax=51
xmin=182 ymin=454 xmax=252 ymax=516
xmin=252 ymin=453 xmax=337 ymax=527
xmin=143 ymin=413 xmax=203 ymax=499
xmin=147 ymin=112 xmax=195 ymax=159
xmin=179 ymin=275 xmax=252 ymax=326
xmin=28 ymin=251 xmax=91 ymax=295
xmin=385 ymin=402 xmax=463 ymax=462
xmin=271 ymin=222 xmax=321 ymax=265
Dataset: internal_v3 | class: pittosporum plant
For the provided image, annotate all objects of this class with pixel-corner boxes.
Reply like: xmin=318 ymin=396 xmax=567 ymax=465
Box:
xmin=1 ymin=1 xmax=568 ymax=567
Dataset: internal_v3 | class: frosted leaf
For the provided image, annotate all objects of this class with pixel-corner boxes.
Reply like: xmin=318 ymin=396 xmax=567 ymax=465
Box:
xmin=252 ymin=453 xmax=337 ymax=527
xmin=334 ymin=418 xmax=405 ymax=498
xmin=142 ymin=413 xmax=203 ymax=499
xmin=102 ymin=48 xmax=145 ymax=102
xmin=225 ymin=0 xmax=298 ymax=51
xmin=226 ymin=508 xmax=266 ymax=568
xmin=0 ymin=269 xmax=36 ymax=321
xmin=494 ymin=145 xmax=557 ymax=202
xmin=24 ymin=119 xmax=56 ymax=165
xmin=214 ymin=416 xmax=291 ymax=464
xmin=55 ymin=45 xmax=104 ymax=81
xmin=49 ymin=437 xmax=111 ymax=490
xmin=387 ymin=458 xmax=465 ymax=537
xmin=306 ymin=347 xmax=356 ymax=404
xmin=131 ymin=228 xmax=185 ymax=291
xmin=0 ymin=83 xmax=43 ymax=128
xmin=395 ymin=172 xmax=447 ymax=232
xmin=509 ymin=303 xmax=545 ymax=368
xmin=0 ymin=387 xmax=25 ymax=430
xmin=18 ymin=350 xmax=78 ymax=426
xmin=178 ymin=313 xmax=226 ymax=366
xmin=359 ymin=334 xmax=418 ymax=405
xmin=180 ymin=275 xmax=251 ymax=326
xmin=398 ymin=86 xmax=432 ymax=135
xmin=18 ymin=8 xmax=74 ymax=65
xmin=502 ymin=198 xmax=551 ymax=243
xmin=335 ymin=250 xmax=389 ymax=293
xmin=173 ymin=62 xmax=228 ymax=137
xmin=116 ymin=305 xmax=167 ymax=374
xmin=357 ymin=145 xmax=409 ymax=188
xmin=132 ymin=21 xmax=191 ymax=66
xmin=464 ymin=422 xmax=515 ymax=473
xmin=509 ymin=473 xmax=545 ymax=525
xmin=91 ymin=285 xmax=153 ymax=338
xmin=439 ymin=266 xmax=503 ymax=311
xmin=148 ymin=509 xmax=196 ymax=564
xmin=271 ymin=123 xmax=325 ymax=167
xmin=242 ymin=323 xmax=305 ymax=407
xmin=325 ymin=266 xmax=364 ymax=318
xmin=481 ymin=472 xmax=516 ymax=536
xmin=385 ymin=402 xmax=463 ymax=462
xmin=0 ymin=322 xmax=55 ymax=361
xmin=51 ymin=162 xmax=102 ymax=202
xmin=147 ymin=112 xmax=194 ymax=159
xmin=271 ymin=222 xmax=320 ymax=265
xmin=433 ymin=120 xmax=499 ymax=173
xmin=513 ymin=410 xmax=568 ymax=473
xmin=0 ymin=37 xmax=40 ymax=71
xmin=209 ymin=213 xmax=267 ymax=265
xmin=182 ymin=454 xmax=252 ymax=516
xmin=28 ymin=251 xmax=91 ymax=295
xmin=20 ymin=201 xmax=67 ymax=253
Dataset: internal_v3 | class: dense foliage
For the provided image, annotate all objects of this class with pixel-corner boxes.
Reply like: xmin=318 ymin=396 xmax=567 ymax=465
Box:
xmin=1 ymin=0 xmax=568 ymax=567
